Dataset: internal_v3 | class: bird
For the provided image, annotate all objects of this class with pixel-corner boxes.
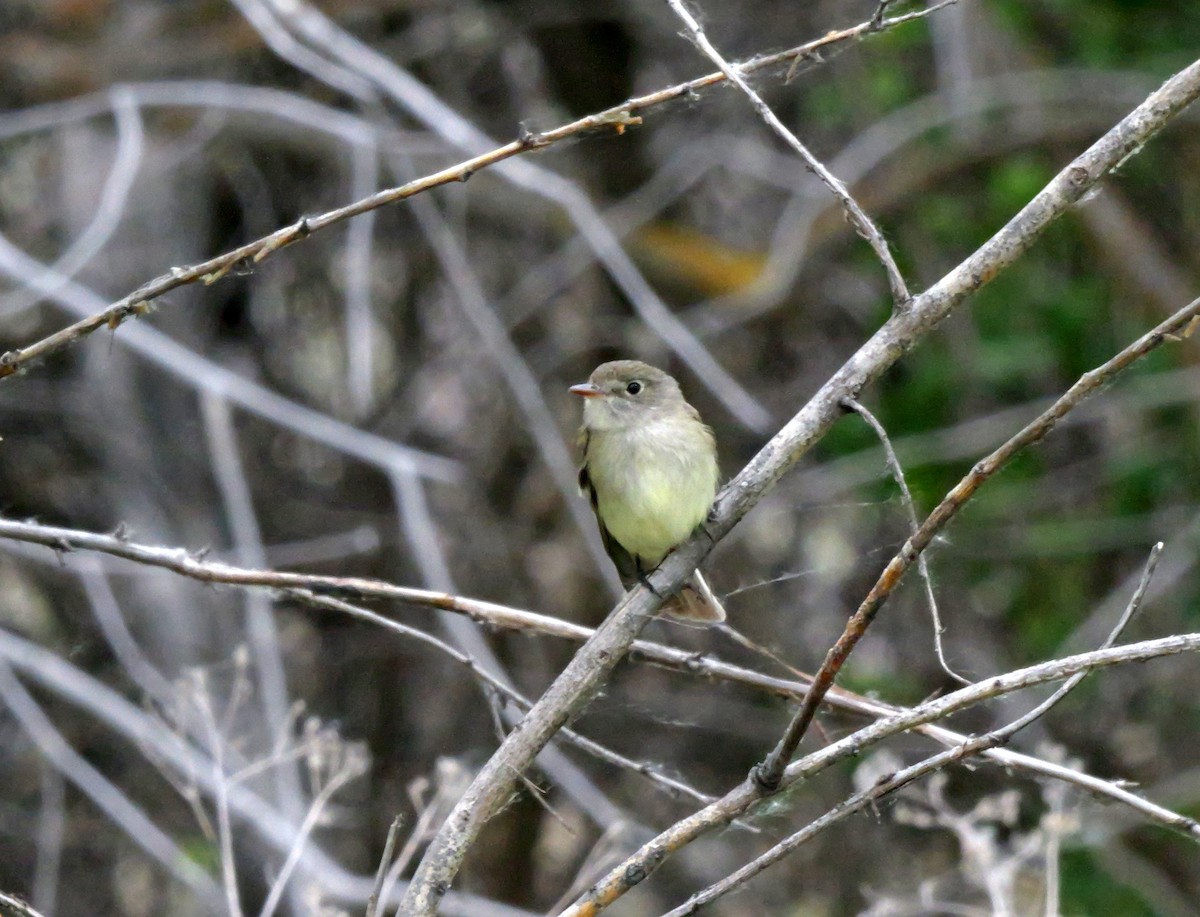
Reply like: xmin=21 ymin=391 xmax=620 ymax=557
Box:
xmin=570 ymin=360 xmax=725 ymax=623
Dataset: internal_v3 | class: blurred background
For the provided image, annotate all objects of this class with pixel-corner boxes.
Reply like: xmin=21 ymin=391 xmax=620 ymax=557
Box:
xmin=1 ymin=0 xmax=1199 ymax=915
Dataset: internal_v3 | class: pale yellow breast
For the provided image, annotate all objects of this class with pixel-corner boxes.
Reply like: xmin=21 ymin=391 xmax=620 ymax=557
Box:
xmin=586 ymin=419 xmax=717 ymax=564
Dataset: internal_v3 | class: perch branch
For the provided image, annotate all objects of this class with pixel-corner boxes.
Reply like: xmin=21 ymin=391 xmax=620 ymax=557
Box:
xmin=399 ymin=56 xmax=1200 ymax=914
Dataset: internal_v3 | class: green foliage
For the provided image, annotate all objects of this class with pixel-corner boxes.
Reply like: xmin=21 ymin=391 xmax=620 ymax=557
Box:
xmin=1059 ymin=848 xmax=1158 ymax=916
xmin=994 ymin=0 xmax=1200 ymax=71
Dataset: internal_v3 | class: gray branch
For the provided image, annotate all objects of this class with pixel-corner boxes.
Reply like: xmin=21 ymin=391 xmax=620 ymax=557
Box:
xmin=399 ymin=53 xmax=1200 ymax=917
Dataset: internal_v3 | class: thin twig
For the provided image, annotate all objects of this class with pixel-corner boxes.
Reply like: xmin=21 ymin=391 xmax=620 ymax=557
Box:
xmin=1 ymin=516 xmax=1195 ymax=838
xmin=656 ymin=542 xmax=1163 ymax=916
xmin=0 ymin=2 xmax=950 ymax=383
xmin=201 ymin=392 xmax=307 ymax=856
xmin=366 ymin=816 xmax=403 ymax=917
xmin=31 ymin=767 xmax=64 ymax=917
xmin=752 ymin=294 xmax=1200 ymax=792
xmin=561 ymin=633 xmax=1200 ymax=917
xmin=257 ymin=746 xmax=368 ymax=917
xmin=843 ymin=397 xmax=970 ymax=684
xmin=193 ymin=676 xmax=246 ymax=917
xmin=666 ymin=0 xmax=911 ymax=306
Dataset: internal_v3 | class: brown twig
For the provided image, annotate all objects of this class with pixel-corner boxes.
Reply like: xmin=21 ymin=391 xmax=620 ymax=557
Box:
xmin=752 ymin=293 xmax=1200 ymax=792
xmin=562 ymin=633 xmax=1200 ymax=917
xmin=660 ymin=542 xmax=1164 ymax=915
xmin=0 ymin=3 xmax=949 ymax=383
xmin=667 ymin=0 xmax=912 ymax=307
xmin=1 ymin=515 xmax=1195 ymax=840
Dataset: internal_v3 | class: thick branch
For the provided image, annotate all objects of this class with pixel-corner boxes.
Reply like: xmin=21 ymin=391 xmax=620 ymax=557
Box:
xmin=400 ymin=58 xmax=1200 ymax=914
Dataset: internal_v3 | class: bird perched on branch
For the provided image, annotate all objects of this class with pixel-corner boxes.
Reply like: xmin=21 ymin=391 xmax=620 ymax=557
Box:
xmin=571 ymin=360 xmax=725 ymax=623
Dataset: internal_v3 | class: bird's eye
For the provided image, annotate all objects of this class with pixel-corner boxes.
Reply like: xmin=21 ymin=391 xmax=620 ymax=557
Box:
xmin=625 ymin=380 xmax=642 ymax=395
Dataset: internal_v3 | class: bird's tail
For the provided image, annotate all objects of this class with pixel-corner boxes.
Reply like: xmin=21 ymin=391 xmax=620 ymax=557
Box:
xmin=661 ymin=570 xmax=726 ymax=624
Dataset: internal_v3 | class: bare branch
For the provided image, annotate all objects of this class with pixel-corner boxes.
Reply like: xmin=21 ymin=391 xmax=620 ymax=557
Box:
xmin=666 ymin=0 xmax=911 ymax=306
xmin=657 ymin=542 xmax=1164 ymax=916
xmin=563 ymin=632 xmax=1200 ymax=917
xmin=0 ymin=1 xmax=950 ymax=409
xmin=753 ymin=294 xmax=1200 ymax=790
xmin=0 ymin=520 xmax=1194 ymax=853
xmin=0 ymin=892 xmax=49 ymax=917
xmin=843 ymin=397 xmax=970 ymax=684
xmin=31 ymin=766 xmax=64 ymax=917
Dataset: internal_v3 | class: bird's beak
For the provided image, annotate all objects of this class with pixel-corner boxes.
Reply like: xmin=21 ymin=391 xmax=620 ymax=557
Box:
xmin=569 ymin=382 xmax=604 ymax=398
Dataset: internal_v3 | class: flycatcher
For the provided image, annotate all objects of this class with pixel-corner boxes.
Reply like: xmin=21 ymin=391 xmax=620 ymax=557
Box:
xmin=570 ymin=360 xmax=725 ymax=623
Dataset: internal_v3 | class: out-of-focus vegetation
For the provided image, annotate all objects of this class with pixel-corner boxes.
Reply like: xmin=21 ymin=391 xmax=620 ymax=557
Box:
xmin=0 ymin=1 xmax=1198 ymax=915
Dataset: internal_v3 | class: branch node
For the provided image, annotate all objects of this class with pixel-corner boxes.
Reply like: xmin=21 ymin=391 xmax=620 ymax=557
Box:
xmin=751 ymin=761 xmax=783 ymax=793
xmin=516 ymin=122 xmax=544 ymax=149
xmin=595 ymin=109 xmax=643 ymax=135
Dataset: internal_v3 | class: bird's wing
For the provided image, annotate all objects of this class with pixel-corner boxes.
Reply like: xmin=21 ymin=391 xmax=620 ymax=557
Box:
xmin=578 ymin=427 xmax=640 ymax=587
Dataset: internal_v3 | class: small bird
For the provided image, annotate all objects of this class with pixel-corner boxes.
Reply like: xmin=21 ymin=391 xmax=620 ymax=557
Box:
xmin=570 ymin=360 xmax=725 ymax=623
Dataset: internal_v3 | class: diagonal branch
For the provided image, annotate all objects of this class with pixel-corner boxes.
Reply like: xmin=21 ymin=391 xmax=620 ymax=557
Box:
xmin=399 ymin=58 xmax=1200 ymax=915
xmin=752 ymin=293 xmax=1200 ymax=791
xmin=667 ymin=0 xmax=911 ymax=306
xmin=658 ymin=544 xmax=1163 ymax=917
xmin=563 ymin=633 xmax=1200 ymax=917
xmin=0 ymin=1 xmax=951 ymax=383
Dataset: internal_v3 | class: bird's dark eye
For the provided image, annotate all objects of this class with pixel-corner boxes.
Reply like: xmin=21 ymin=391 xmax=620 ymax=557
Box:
xmin=625 ymin=380 xmax=642 ymax=395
